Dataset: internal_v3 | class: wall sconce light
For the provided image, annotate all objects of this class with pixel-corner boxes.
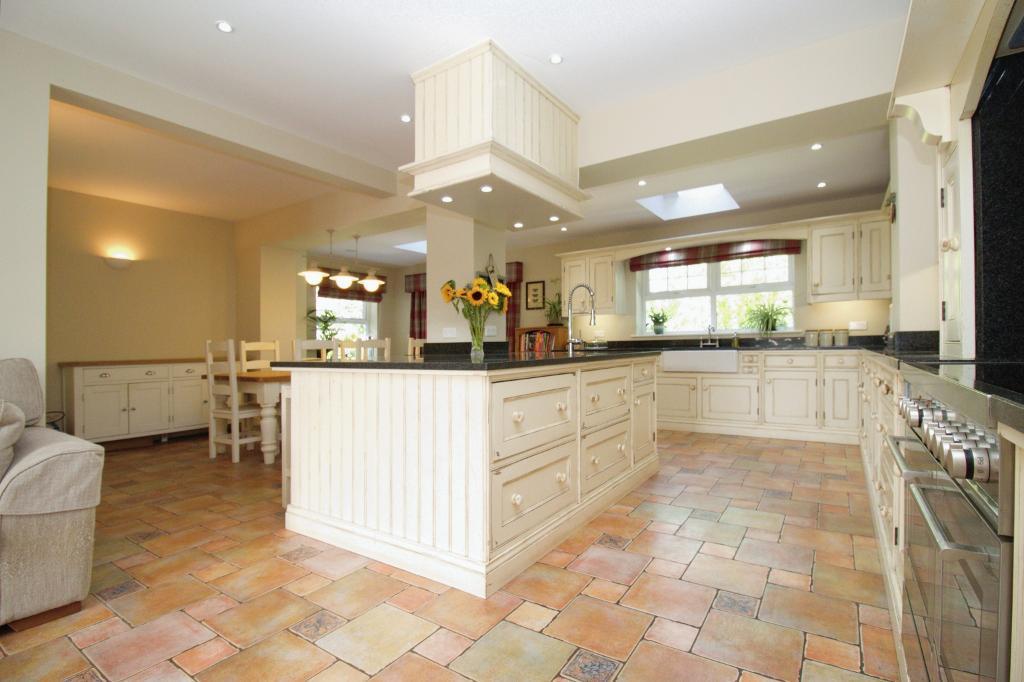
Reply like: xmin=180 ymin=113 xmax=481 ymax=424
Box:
xmin=103 ymin=248 xmax=135 ymax=270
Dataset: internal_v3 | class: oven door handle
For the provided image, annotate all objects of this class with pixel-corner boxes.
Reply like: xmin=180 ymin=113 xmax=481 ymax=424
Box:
xmin=909 ymin=484 xmax=1000 ymax=561
xmin=884 ymin=435 xmax=938 ymax=481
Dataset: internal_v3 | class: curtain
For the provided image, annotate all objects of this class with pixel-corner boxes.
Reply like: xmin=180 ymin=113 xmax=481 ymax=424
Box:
xmin=628 ymin=239 xmax=801 ymax=272
xmin=505 ymin=262 xmax=524 ymax=342
xmin=404 ymin=273 xmax=427 ymax=340
xmin=315 ymin=269 xmax=387 ymax=303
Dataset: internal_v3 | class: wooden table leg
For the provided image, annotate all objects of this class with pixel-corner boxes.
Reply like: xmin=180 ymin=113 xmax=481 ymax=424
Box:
xmin=253 ymin=383 xmax=281 ymax=465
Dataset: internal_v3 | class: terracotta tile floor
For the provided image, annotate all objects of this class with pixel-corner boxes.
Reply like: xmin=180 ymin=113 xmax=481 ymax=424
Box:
xmin=0 ymin=431 xmax=900 ymax=681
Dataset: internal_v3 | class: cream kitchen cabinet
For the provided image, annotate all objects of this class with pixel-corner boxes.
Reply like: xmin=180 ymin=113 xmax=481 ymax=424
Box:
xmin=808 ymin=215 xmax=892 ymax=303
xmin=858 ymin=219 xmax=892 ymax=297
xmin=822 ymin=369 xmax=859 ymax=431
xmin=763 ymin=370 xmax=817 ymax=427
xmin=631 ymin=383 xmax=656 ymax=462
xmin=561 ymin=253 xmax=626 ymax=315
xmin=658 ymin=376 xmax=698 ymax=420
xmin=701 ymin=377 xmax=759 ymax=423
xmin=62 ymin=359 xmax=210 ymax=444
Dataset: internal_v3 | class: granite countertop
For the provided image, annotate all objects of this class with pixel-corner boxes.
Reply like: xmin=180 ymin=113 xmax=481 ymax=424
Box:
xmin=273 ymin=350 xmax=662 ymax=372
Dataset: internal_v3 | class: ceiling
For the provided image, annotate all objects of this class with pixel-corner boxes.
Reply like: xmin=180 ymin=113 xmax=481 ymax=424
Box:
xmin=4 ymin=0 xmax=908 ymax=170
xmin=308 ymin=226 xmax=428 ymax=268
xmin=48 ymin=101 xmax=337 ymax=220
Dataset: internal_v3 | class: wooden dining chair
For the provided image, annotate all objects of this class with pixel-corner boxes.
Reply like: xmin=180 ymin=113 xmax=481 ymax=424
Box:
xmin=408 ymin=338 xmax=425 ymax=358
xmin=293 ymin=338 xmax=339 ymax=361
xmin=205 ymin=340 xmax=261 ymax=463
xmin=240 ymin=340 xmax=280 ymax=372
xmin=356 ymin=338 xmax=391 ymax=361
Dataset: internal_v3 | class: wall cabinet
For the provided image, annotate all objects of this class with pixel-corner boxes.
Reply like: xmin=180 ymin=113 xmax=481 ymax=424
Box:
xmin=858 ymin=219 xmax=892 ymax=297
xmin=701 ymin=377 xmax=759 ymax=423
xmin=63 ymin=360 xmax=209 ymax=443
xmin=808 ymin=215 xmax=892 ymax=303
xmin=763 ymin=370 xmax=817 ymax=427
xmin=561 ymin=253 xmax=626 ymax=315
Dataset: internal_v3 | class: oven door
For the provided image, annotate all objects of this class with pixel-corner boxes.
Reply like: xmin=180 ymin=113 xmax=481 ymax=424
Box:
xmin=905 ymin=483 xmax=1009 ymax=682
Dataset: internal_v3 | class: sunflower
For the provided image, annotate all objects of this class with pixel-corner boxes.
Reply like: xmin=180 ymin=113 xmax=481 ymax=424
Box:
xmin=495 ymin=282 xmax=511 ymax=297
xmin=440 ymin=283 xmax=455 ymax=303
xmin=455 ymin=287 xmax=467 ymax=299
xmin=467 ymin=286 xmax=487 ymax=306
xmin=472 ymin=277 xmax=489 ymax=290
xmin=487 ymin=291 xmax=499 ymax=306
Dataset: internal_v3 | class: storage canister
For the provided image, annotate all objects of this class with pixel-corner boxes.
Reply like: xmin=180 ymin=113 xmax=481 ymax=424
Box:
xmin=804 ymin=330 xmax=818 ymax=347
xmin=833 ymin=329 xmax=849 ymax=347
xmin=818 ymin=330 xmax=834 ymax=347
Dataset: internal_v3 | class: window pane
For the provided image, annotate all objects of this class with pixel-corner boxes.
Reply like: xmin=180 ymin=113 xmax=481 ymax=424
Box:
xmin=646 ymin=298 xmax=712 ymax=332
xmin=687 ymin=263 xmax=708 ymax=289
xmin=715 ymin=290 xmax=794 ymax=330
xmin=720 ymin=259 xmax=740 ymax=287
xmin=719 ymin=255 xmax=790 ymax=288
xmin=648 ymin=268 xmax=668 ymax=293
xmin=648 ymin=264 xmax=706 ymax=293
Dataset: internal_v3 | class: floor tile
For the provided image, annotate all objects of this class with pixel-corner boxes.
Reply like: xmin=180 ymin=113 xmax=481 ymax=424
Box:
xmin=108 ymin=575 xmax=217 ymax=625
xmin=506 ymin=602 xmax=558 ymax=631
xmin=450 ymin=621 xmax=574 ymax=682
xmin=560 ymin=648 xmax=621 ymax=682
xmin=285 ymin=572 xmax=333 ymax=597
xmin=627 ymin=529 xmax=701 ymax=564
xmin=567 ymin=545 xmax=649 ymax=584
xmin=629 ymin=501 xmax=693 ymax=524
xmin=757 ymin=498 xmax=820 ymax=519
xmin=683 ymin=553 xmax=768 ymax=598
xmin=142 ymin=526 xmax=223 ymax=557
xmin=734 ymin=537 xmax=814 ymax=574
xmin=805 ymin=633 xmax=862 ymax=672
xmin=69 ymin=616 xmax=132 ymax=649
xmin=581 ymin=578 xmax=628 ymax=603
xmin=299 ymin=547 xmax=369 ymax=580
xmin=539 ymin=550 xmax=576 ymax=568
xmin=309 ymin=661 xmax=369 ymax=681
xmin=671 ymin=492 xmax=730 ymax=513
xmin=373 ymin=652 xmax=468 ymax=681
xmin=414 ymin=628 xmax=474 ymax=666
xmin=0 ymin=597 xmax=113 ymax=654
xmin=289 ymin=609 xmax=345 ymax=642
xmin=544 ymin=595 xmax=651 ymax=660
xmin=196 ymin=630 xmax=333 ymax=682
xmin=645 ymin=557 xmax=687 ymax=578
xmin=692 ymin=609 xmax=803 ymax=682
xmin=620 ymin=573 xmax=715 ymax=626
xmin=503 ymin=563 xmax=590 ymax=610
xmin=719 ymin=507 xmax=784 ymax=532
xmin=644 ymin=617 xmax=698 ymax=652
xmin=416 ymin=589 xmax=521 ymax=639
xmin=587 ymin=512 xmax=648 ymax=539
xmin=618 ymin=641 xmax=738 ymax=682
xmin=0 ymin=636 xmax=90 ymax=681
xmin=307 ymin=568 xmax=407 ymax=619
xmin=770 ymin=568 xmax=813 ymax=591
xmin=388 ymin=586 xmax=436 ymax=612
xmin=213 ymin=533 xmax=304 ymax=567
xmin=184 ymin=594 xmax=238 ymax=622
xmin=210 ymin=556 xmax=309 ymax=601
xmin=677 ymin=518 xmax=747 ymax=547
xmin=84 ymin=611 xmax=215 ymax=681
xmin=800 ymin=660 xmax=883 ymax=681
xmin=127 ymin=548 xmax=220 ymax=586
xmin=760 ymin=584 xmax=859 ymax=643
xmin=812 ymin=563 xmax=887 ymax=608
xmin=318 ymin=603 xmax=437 ymax=675
xmin=819 ymin=513 xmax=875 ymax=537
xmin=123 ymin=660 xmax=193 ymax=682
xmin=780 ymin=525 xmax=853 ymax=555
xmin=206 ymin=588 xmax=318 ymax=648
xmin=557 ymin=525 xmax=603 ymax=554
xmin=712 ymin=590 xmax=759 ymax=618
xmin=172 ymin=637 xmax=236 ymax=675
xmin=861 ymin=623 xmax=899 ymax=680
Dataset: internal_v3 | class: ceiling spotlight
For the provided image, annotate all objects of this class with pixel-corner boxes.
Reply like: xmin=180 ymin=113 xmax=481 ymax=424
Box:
xmin=513 ymin=222 xmax=524 ymax=229
xmin=549 ymin=215 xmax=560 ymax=222
xmin=480 ymin=185 xmax=493 ymax=193
xmin=441 ymin=195 xmax=453 ymax=203
xmin=215 ymin=20 xmax=233 ymax=33
xmin=549 ymin=54 xmax=563 ymax=65
xmin=664 ymin=247 xmax=672 ymax=252
xmin=400 ymin=114 xmax=412 ymax=123
xmin=637 ymin=179 xmax=647 ymax=187
xmin=560 ymin=226 xmax=568 ymax=232
xmin=810 ymin=143 xmax=822 ymax=151
xmin=817 ymin=181 xmax=827 ymax=189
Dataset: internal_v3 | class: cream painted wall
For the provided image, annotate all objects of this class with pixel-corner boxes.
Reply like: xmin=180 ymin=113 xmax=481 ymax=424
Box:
xmin=46 ymin=189 xmax=236 ymax=409
xmin=258 ymin=246 xmax=307 ymax=353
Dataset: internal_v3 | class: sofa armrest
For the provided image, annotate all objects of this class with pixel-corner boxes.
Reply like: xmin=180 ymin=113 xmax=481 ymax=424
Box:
xmin=0 ymin=427 xmax=104 ymax=515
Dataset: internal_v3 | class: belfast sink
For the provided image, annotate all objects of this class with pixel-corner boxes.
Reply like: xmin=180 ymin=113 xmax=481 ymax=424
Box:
xmin=660 ymin=349 xmax=739 ymax=373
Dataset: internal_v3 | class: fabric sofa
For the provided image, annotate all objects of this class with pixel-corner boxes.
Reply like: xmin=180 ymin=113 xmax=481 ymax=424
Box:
xmin=0 ymin=358 xmax=104 ymax=627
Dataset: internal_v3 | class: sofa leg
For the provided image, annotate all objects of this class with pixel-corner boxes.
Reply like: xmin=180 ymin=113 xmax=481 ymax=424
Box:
xmin=7 ymin=601 xmax=82 ymax=631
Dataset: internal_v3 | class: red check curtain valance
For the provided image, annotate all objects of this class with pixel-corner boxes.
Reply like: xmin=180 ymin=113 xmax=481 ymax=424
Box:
xmin=628 ymin=239 xmax=802 ymax=272
xmin=315 ymin=269 xmax=387 ymax=303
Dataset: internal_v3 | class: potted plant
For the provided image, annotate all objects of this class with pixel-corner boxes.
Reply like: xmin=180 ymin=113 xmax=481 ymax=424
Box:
xmin=743 ymin=301 xmax=790 ymax=336
xmin=306 ymin=309 xmax=339 ymax=340
xmin=441 ymin=276 xmax=512 ymax=361
xmin=648 ymin=308 xmax=669 ymax=335
xmin=544 ymin=293 xmax=563 ymax=325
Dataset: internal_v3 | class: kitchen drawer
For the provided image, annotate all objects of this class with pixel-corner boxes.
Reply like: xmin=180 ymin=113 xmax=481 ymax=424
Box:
xmin=740 ymin=353 xmax=761 ymax=366
xmin=82 ymin=365 xmax=169 ymax=384
xmin=172 ymin=363 xmax=205 ymax=378
xmin=581 ymin=367 xmax=630 ymax=429
xmin=739 ymin=366 xmax=758 ymax=376
xmin=823 ymin=354 xmax=858 ymax=369
xmin=764 ymin=354 xmax=816 ymax=369
xmin=490 ymin=374 xmax=577 ymax=460
xmin=580 ymin=420 xmax=630 ymax=497
xmin=632 ymin=361 xmax=656 ymax=384
xmin=491 ymin=440 xmax=575 ymax=548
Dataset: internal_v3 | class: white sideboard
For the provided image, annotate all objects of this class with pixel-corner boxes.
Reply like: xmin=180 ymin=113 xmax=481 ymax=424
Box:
xmin=61 ymin=359 xmax=209 ymax=443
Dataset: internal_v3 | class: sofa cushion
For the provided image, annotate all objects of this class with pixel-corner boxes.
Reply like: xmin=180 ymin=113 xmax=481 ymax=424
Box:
xmin=0 ymin=427 xmax=104 ymax=515
xmin=0 ymin=400 xmax=25 ymax=477
xmin=0 ymin=359 xmax=45 ymax=426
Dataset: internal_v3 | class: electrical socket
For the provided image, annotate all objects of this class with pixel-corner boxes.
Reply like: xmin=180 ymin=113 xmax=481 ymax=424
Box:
xmin=485 ymin=325 xmax=496 ymax=337
xmin=442 ymin=327 xmax=457 ymax=338
xmin=848 ymin=320 xmax=868 ymax=331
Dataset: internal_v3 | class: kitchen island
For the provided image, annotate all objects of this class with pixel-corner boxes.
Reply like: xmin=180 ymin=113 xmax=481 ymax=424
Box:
xmin=275 ymin=351 xmax=661 ymax=597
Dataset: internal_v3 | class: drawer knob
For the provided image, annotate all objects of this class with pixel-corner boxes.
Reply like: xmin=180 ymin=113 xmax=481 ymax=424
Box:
xmin=146 ymin=370 xmax=156 ymax=376
xmin=616 ymin=387 xmax=626 ymax=397
xmin=766 ymin=378 xmax=773 ymax=385
xmin=555 ymin=472 xmax=567 ymax=484
xmin=511 ymin=493 xmax=523 ymax=506
xmin=873 ymin=378 xmax=882 ymax=387
xmin=591 ymin=456 xmax=600 ymax=466
xmin=786 ymin=358 xmax=794 ymax=365
xmin=641 ymin=368 xmax=649 ymax=376
xmin=130 ymin=407 xmax=137 ymax=412
xmin=875 ymin=423 xmax=883 ymax=433
xmin=121 ymin=408 xmax=127 ymax=412
xmin=99 ymin=372 xmax=111 ymax=378
xmin=186 ymin=368 xmax=195 ymax=374
xmin=555 ymin=401 xmax=566 ymax=412
xmin=512 ymin=411 xmax=525 ymax=424
xmin=634 ymin=398 xmax=640 ymax=406
xmin=591 ymin=394 xmax=600 ymax=403
xmin=617 ymin=443 xmax=626 ymax=453
xmin=690 ymin=385 xmax=696 ymax=391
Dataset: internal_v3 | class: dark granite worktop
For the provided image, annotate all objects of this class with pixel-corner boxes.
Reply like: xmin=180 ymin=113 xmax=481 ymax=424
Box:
xmin=273 ymin=350 xmax=661 ymax=372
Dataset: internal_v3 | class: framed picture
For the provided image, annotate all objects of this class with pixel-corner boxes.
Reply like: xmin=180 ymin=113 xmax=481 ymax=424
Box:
xmin=525 ymin=281 xmax=545 ymax=310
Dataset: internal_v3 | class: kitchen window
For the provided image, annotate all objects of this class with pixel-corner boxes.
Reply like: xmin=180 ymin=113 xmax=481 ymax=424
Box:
xmin=314 ymin=295 xmax=378 ymax=341
xmin=639 ymin=255 xmax=794 ymax=334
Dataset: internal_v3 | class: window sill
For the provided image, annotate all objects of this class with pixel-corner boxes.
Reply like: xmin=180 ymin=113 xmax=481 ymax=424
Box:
xmin=632 ymin=330 xmax=802 ymax=340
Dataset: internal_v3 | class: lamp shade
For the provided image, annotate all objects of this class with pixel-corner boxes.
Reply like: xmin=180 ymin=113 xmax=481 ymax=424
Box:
xmin=330 ymin=267 xmax=358 ymax=289
xmin=299 ymin=269 xmax=328 ymax=286
xmin=359 ymin=271 xmax=385 ymax=293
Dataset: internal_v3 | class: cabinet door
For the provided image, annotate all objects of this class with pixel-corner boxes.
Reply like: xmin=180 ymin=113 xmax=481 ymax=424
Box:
xmin=172 ymin=379 xmax=208 ymax=428
xmin=658 ymin=376 xmax=698 ymax=420
xmin=81 ymin=384 xmax=129 ymax=440
xmin=809 ymin=223 xmax=856 ymax=298
xmin=632 ymin=385 xmax=656 ymax=462
xmin=589 ymin=254 xmax=617 ymax=313
xmin=128 ymin=382 xmax=170 ymax=434
xmin=763 ymin=370 xmax=818 ymax=427
xmin=859 ymin=219 xmax=891 ymax=297
xmin=561 ymin=257 xmax=589 ymax=313
xmin=701 ymin=377 xmax=759 ymax=423
xmin=823 ymin=369 xmax=859 ymax=431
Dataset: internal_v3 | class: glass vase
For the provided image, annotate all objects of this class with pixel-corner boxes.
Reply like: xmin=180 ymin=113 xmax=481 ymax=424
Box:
xmin=468 ymin=313 xmax=486 ymax=362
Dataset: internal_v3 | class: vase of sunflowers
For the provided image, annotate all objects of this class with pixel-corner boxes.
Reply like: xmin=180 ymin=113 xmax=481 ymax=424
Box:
xmin=441 ymin=276 xmax=512 ymax=361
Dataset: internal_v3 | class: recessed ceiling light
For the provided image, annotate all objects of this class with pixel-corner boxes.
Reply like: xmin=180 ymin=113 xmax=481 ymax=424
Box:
xmin=664 ymin=247 xmax=672 ymax=252
xmin=441 ymin=195 xmax=453 ymax=203
xmin=560 ymin=226 xmax=568 ymax=232
xmin=549 ymin=215 xmax=559 ymax=222
xmin=817 ymin=181 xmax=827 ymax=188
xmin=513 ymin=222 xmax=524 ymax=229
xmin=480 ymin=185 xmax=493 ymax=193
xmin=215 ymin=20 xmax=233 ymax=33
xmin=810 ymin=143 xmax=822 ymax=151
xmin=400 ymin=114 xmax=412 ymax=123
xmin=549 ymin=54 xmax=563 ymax=65
xmin=637 ymin=179 xmax=647 ymax=187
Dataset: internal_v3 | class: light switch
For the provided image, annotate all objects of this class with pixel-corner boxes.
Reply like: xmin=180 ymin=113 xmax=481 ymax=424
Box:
xmin=848 ymin=321 xmax=868 ymax=331
xmin=485 ymin=325 xmax=496 ymax=337
xmin=443 ymin=327 xmax=457 ymax=338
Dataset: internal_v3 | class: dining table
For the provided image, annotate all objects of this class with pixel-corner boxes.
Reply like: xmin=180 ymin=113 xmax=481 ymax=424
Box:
xmin=210 ymin=368 xmax=291 ymax=465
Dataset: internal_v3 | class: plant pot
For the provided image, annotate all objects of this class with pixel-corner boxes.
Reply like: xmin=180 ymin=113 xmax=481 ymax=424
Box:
xmin=652 ymin=324 xmax=665 ymax=335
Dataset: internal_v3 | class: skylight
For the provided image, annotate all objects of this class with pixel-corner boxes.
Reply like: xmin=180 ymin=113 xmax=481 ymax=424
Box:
xmin=636 ymin=183 xmax=739 ymax=221
xmin=395 ymin=240 xmax=428 ymax=254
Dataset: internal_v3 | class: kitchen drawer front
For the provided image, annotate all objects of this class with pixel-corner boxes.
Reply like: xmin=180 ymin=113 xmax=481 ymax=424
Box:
xmin=632 ymin=361 xmax=656 ymax=384
xmin=82 ymin=365 xmax=169 ymax=384
xmin=580 ymin=420 xmax=630 ymax=496
xmin=822 ymin=354 xmax=858 ymax=369
xmin=172 ymin=363 xmax=205 ymax=379
xmin=491 ymin=440 xmax=575 ymax=548
xmin=740 ymin=352 xmax=761 ymax=366
xmin=763 ymin=354 xmax=816 ymax=369
xmin=739 ymin=365 xmax=759 ymax=376
xmin=581 ymin=367 xmax=630 ymax=429
xmin=490 ymin=374 xmax=577 ymax=460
